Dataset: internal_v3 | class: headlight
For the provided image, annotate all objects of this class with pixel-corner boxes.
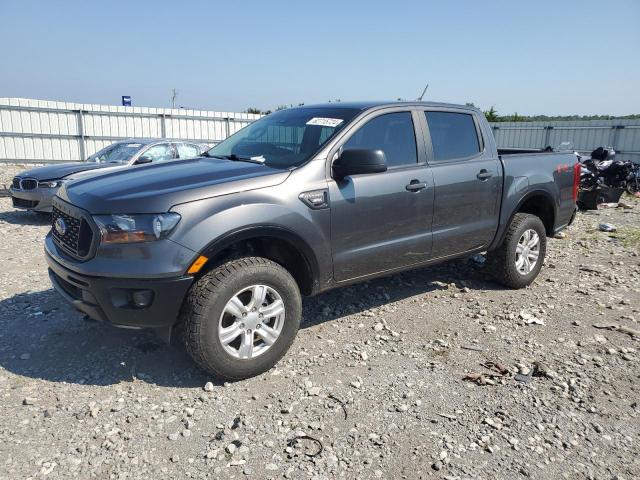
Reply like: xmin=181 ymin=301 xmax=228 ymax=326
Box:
xmin=38 ymin=179 xmax=65 ymax=188
xmin=93 ymin=213 xmax=181 ymax=244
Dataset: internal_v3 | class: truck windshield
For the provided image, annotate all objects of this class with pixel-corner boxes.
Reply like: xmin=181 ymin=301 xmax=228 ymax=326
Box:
xmin=205 ymin=107 xmax=360 ymax=168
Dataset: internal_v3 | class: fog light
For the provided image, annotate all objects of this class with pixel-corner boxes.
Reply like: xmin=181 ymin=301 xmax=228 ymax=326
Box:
xmin=130 ymin=289 xmax=154 ymax=308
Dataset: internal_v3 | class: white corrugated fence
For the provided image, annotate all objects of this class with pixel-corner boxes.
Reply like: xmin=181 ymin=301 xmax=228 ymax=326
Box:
xmin=0 ymin=98 xmax=261 ymax=163
xmin=489 ymin=119 xmax=640 ymax=162
xmin=2 ymin=98 xmax=639 ymax=163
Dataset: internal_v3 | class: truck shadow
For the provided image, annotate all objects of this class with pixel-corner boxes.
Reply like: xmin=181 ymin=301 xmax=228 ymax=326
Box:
xmin=0 ymin=208 xmax=51 ymax=226
xmin=0 ymin=258 xmax=498 ymax=388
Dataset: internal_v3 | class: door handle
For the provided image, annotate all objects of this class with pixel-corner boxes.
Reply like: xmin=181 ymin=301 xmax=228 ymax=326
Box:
xmin=477 ymin=169 xmax=493 ymax=180
xmin=406 ymin=180 xmax=427 ymax=192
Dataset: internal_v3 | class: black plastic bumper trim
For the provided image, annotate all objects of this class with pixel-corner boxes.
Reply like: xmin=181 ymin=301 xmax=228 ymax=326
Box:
xmin=46 ymin=251 xmax=193 ymax=329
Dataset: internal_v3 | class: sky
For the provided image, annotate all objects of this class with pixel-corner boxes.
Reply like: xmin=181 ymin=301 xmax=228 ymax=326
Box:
xmin=1 ymin=0 xmax=639 ymax=116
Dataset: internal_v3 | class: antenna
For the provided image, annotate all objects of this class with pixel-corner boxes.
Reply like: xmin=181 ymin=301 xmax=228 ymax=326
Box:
xmin=171 ymin=88 xmax=178 ymax=108
xmin=417 ymin=84 xmax=429 ymax=101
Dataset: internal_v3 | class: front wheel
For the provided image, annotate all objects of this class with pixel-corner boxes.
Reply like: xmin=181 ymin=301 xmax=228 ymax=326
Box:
xmin=486 ymin=213 xmax=547 ymax=289
xmin=181 ymin=256 xmax=302 ymax=381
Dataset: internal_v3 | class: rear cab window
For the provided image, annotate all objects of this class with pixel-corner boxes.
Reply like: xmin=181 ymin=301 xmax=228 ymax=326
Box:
xmin=424 ymin=111 xmax=481 ymax=162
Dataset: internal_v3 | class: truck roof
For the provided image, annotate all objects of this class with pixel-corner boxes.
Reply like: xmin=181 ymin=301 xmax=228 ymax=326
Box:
xmin=300 ymin=101 xmax=479 ymax=112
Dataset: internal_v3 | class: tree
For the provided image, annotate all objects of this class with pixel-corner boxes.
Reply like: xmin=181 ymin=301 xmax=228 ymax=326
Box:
xmin=484 ymin=106 xmax=499 ymax=122
xmin=245 ymin=107 xmax=262 ymax=114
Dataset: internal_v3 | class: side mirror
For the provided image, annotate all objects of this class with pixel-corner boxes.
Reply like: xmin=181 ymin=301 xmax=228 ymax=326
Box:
xmin=135 ymin=156 xmax=152 ymax=165
xmin=332 ymin=149 xmax=387 ymax=180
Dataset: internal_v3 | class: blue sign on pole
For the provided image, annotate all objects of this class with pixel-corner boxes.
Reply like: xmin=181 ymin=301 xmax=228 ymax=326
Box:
xmin=122 ymin=96 xmax=132 ymax=107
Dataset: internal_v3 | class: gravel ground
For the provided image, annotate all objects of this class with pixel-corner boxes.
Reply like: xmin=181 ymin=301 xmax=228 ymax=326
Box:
xmin=1 ymin=164 xmax=639 ymax=479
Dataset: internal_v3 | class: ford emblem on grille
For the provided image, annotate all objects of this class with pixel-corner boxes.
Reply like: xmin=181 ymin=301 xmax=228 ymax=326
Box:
xmin=54 ymin=217 xmax=67 ymax=236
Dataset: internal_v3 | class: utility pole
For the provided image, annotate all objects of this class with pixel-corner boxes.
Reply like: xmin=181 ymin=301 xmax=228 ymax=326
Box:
xmin=171 ymin=89 xmax=178 ymax=108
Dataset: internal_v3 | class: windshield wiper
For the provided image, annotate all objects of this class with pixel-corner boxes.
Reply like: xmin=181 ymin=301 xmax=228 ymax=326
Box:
xmin=216 ymin=154 xmax=266 ymax=164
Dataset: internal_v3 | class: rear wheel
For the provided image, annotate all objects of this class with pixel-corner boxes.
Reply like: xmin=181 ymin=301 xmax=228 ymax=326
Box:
xmin=486 ymin=213 xmax=547 ymax=289
xmin=181 ymin=256 xmax=301 ymax=381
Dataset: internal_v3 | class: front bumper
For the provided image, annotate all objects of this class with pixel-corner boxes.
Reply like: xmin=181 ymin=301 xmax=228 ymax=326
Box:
xmin=10 ymin=187 xmax=57 ymax=212
xmin=46 ymin=248 xmax=194 ymax=329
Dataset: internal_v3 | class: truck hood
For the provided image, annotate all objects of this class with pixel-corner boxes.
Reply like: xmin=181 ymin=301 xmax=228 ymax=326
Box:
xmin=15 ymin=162 xmax=107 ymax=181
xmin=58 ymin=157 xmax=291 ymax=214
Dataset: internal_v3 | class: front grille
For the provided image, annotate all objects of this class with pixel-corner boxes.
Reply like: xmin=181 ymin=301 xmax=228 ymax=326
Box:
xmin=12 ymin=197 xmax=39 ymax=209
xmin=12 ymin=177 xmax=21 ymax=189
xmin=51 ymin=205 xmax=94 ymax=258
xmin=21 ymin=178 xmax=37 ymax=190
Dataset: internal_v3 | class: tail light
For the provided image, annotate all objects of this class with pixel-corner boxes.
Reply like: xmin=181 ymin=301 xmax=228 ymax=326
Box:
xmin=572 ymin=161 xmax=581 ymax=201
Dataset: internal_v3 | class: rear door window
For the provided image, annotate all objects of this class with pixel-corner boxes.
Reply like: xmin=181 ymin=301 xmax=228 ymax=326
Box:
xmin=424 ymin=112 xmax=481 ymax=162
xmin=176 ymin=143 xmax=200 ymax=159
xmin=343 ymin=112 xmax=418 ymax=167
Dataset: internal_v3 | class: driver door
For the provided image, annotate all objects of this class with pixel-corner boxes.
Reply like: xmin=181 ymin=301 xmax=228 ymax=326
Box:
xmin=329 ymin=110 xmax=433 ymax=282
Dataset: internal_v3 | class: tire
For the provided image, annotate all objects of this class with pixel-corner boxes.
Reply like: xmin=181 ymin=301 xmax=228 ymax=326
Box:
xmin=486 ymin=213 xmax=547 ymax=289
xmin=181 ymin=256 xmax=301 ymax=381
xmin=626 ymin=180 xmax=639 ymax=195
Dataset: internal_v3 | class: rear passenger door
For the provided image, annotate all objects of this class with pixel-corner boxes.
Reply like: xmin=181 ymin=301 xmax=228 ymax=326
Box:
xmin=329 ymin=109 xmax=433 ymax=281
xmin=422 ymin=110 xmax=501 ymax=258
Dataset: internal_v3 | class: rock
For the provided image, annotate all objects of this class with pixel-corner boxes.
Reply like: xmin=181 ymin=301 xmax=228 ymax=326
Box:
xmin=520 ymin=310 xmax=545 ymax=325
xmin=167 ymin=432 xmax=179 ymax=441
xmin=533 ymin=361 xmax=556 ymax=379
xmin=204 ymin=382 xmax=215 ymax=392
xmin=307 ymin=386 xmax=321 ymax=396
xmin=22 ymin=397 xmax=36 ymax=406
xmin=205 ymin=449 xmax=218 ymax=459
xmin=226 ymin=443 xmax=237 ymax=455
xmin=483 ymin=417 xmax=502 ymax=430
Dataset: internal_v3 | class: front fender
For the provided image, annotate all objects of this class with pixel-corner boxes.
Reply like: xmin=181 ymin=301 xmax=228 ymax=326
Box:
xmin=169 ymin=191 xmax=332 ymax=287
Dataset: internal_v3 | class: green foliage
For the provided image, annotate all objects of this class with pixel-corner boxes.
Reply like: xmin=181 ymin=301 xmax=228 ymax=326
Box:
xmin=484 ymin=106 xmax=499 ymax=122
xmin=486 ymin=107 xmax=640 ymax=123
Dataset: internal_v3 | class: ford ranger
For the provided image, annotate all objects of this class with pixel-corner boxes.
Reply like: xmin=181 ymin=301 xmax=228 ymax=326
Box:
xmin=44 ymin=101 xmax=580 ymax=380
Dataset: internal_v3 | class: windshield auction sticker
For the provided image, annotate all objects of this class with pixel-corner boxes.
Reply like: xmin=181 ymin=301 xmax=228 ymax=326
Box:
xmin=306 ymin=117 xmax=344 ymax=128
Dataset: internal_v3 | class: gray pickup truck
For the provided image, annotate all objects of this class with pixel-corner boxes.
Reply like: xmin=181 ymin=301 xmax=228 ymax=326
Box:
xmin=45 ymin=101 xmax=579 ymax=380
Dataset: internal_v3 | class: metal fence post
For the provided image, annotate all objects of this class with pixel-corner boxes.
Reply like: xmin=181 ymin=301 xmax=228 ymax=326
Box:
xmin=76 ymin=110 xmax=86 ymax=161
xmin=543 ymin=126 xmax=553 ymax=149
xmin=225 ymin=117 xmax=231 ymax=139
xmin=160 ymin=114 xmax=167 ymax=138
